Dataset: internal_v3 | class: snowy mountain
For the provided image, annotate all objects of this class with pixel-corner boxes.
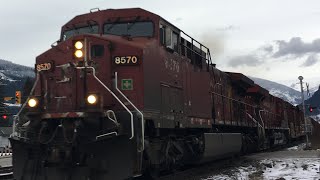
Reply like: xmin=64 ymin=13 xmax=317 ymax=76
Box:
xmin=0 ymin=59 xmax=34 ymax=97
xmin=0 ymin=59 xmax=34 ymax=78
xmin=305 ymin=86 xmax=320 ymax=117
xmin=279 ymin=77 xmax=320 ymax=96
xmin=250 ymin=77 xmax=302 ymax=105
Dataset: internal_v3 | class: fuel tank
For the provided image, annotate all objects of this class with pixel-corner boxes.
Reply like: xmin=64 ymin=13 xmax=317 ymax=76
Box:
xmin=200 ymin=133 xmax=242 ymax=162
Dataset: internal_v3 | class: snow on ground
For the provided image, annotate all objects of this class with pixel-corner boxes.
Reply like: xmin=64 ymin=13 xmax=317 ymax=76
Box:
xmin=201 ymin=146 xmax=320 ymax=180
xmin=203 ymin=165 xmax=259 ymax=180
xmin=262 ymin=158 xmax=320 ymax=180
xmin=286 ymin=143 xmax=306 ymax=151
xmin=202 ymin=158 xmax=320 ymax=180
xmin=311 ymin=115 xmax=320 ymax=124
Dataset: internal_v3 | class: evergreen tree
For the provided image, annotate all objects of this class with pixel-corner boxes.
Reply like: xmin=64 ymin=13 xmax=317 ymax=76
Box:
xmin=22 ymin=77 xmax=34 ymax=104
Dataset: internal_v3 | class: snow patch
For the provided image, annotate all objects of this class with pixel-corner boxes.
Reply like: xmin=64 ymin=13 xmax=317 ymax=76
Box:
xmin=286 ymin=143 xmax=307 ymax=151
xmin=202 ymin=165 xmax=259 ymax=180
xmin=269 ymin=88 xmax=300 ymax=105
xmin=4 ymin=103 xmax=21 ymax=107
xmin=262 ymin=158 xmax=320 ymax=180
xmin=310 ymin=114 xmax=320 ymax=123
xmin=0 ymin=71 xmax=15 ymax=82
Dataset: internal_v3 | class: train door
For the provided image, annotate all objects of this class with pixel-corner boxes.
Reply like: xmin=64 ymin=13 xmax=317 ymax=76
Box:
xmin=47 ymin=64 xmax=77 ymax=112
xmin=161 ymin=85 xmax=172 ymax=128
xmin=172 ymin=87 xmax=184 ymax=127
xmin=160 ymin=85 xmax=184 ymax=128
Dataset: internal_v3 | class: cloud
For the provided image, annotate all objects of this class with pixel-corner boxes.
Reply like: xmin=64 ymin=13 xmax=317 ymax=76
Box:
xmin=273 ymin=37 xmax=320 ymax=58
xmin=215 ymin=25 xmax=239 ymax=32
xmin=301 ymin=54 xmax=319 ymax=67
xmin=199 ymin=30 xmax=225 ymax=57
xmin=227 ymin=37 xmax=320 ymax=69
xmin=228 ymin=54 xmax=262 ymax=67
xmin=260 ymin=45 xmax=273 ymax=53
xmin=174 ymin=17 xmax=183 ymax=22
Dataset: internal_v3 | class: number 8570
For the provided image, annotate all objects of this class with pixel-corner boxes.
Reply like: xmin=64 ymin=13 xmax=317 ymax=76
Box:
xmin=114 ymin=56 xmax=138 ymax=65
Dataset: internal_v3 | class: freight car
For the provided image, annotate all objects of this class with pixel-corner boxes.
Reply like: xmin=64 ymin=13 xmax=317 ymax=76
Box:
xmin=10 ymin=8 xmax=305 ymax=180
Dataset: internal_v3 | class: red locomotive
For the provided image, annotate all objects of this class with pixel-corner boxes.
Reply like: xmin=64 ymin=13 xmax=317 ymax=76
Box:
xmin=10 ymin=8 xmax=305 ymax=180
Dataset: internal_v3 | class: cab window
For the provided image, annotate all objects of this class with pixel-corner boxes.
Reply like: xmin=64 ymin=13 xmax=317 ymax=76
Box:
xmin=62 ymin=25 xmax=99 ymax=41
xmin=104 ymin=21 xmax=154 ymax=37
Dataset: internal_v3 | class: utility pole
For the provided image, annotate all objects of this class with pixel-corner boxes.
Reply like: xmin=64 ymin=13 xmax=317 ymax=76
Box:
xmin=298 ymin=76 xmax=309 ymax=148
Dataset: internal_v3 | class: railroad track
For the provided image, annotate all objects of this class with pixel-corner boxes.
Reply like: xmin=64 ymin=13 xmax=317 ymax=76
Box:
xmin=0 ymin=166 xmax=13 ymax=180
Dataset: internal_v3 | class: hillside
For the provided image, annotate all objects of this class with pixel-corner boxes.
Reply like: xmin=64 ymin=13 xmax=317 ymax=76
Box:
xmin=0 ymin=59 xmax=34 ymax=97
xmin=305 ymin=86 xmax=320 ymax=116
xmin=250 ymin=77 xmax=302 ymax=105
xmin=279 ymin=77 xmax=320 ymax=96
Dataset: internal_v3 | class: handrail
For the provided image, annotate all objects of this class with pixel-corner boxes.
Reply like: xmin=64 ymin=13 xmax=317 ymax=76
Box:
xmin=76 ymin=67 xmax=134 ymax=139
xmin=180 ymin=43 xmax=209 ymax=61
xmin=96 ymin=132 xmax=118 ymax=140
xmin=11 ymin=72 xmax=40 ymax=137
xmin=106 ymin=110 xmax=119 ymax=126
xmin=258 ymin=110 xmax=266 ymax=128
xmin=180 ymin=30 xmax=213 ymax=65
xmin=210 ymin=91 xmax=257 ymax=108
xmin=115 ymin=72 xmax=144 ymax=151
xmin=245 ymin=112 xmax=263 ymax=129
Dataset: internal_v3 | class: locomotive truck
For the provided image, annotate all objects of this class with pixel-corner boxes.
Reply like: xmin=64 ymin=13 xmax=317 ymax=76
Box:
xmin=10 ymin=8 xmax=304 ymax=180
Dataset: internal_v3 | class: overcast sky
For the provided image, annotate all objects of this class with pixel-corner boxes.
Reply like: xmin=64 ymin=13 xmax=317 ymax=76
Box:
xmin=0 ymin=0 xmax=319 ymax=84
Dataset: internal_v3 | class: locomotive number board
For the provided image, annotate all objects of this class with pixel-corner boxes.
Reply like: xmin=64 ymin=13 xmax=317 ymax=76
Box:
xmin=36 ymin=62 xmax=52 ymax=72
xmin=113 ymin=56 xmax=139 ymax=65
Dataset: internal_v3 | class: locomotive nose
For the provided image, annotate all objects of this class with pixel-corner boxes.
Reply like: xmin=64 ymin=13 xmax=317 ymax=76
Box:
xmin=34 ymin=36 xmax=113 ymax=114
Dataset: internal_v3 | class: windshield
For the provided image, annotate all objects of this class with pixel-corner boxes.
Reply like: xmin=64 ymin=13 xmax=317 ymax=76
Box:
xmin=104 ymin=22 xmax=153 ymax=37
xmin=62 ymin=25 xmax=99 ymax=41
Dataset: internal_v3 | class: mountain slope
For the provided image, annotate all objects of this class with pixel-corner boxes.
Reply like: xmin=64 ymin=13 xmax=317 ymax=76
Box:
xmin=305 ymin=87 xmax=320 ymax=116
xmin=250 ymin=77 xmax=302 ymax=105
xmin=0 ymin=59 xmax=34 ymax=97
xmin=279 ymin=77 xmax=320 ymax=96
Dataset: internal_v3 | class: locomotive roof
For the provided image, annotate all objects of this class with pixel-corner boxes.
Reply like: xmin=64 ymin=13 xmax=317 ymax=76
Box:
xmin=225 ymin=72 xmax=254 ymax=89
xmin=247 ymin=84 xmax=269 ymax=96
xmin=62 ymin=8 xmax=175 ymax=32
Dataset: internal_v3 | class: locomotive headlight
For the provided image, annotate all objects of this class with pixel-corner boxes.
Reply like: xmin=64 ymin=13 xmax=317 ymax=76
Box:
xmin=74 ymin=50 xmax=83 ymax=58
xmin=73 ymin=40 xmax=85 ymax=60
xmin=28 ymin=98 xmax=38 ymax=108
xmin=87 ymin=94 xmax=97 ymax=104
xmin=74 ymin=41 xmax=83 ymax=49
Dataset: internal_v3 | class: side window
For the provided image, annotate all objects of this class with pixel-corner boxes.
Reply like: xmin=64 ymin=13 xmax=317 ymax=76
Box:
xmin=159 ymin=24 xmax=165 ymax=45
xmin=160 ymin=23 xmax=179 ymax=53
xmin=91 ymin=45 xmax=104 ymax=58
xmin=172 ymin=32 xmax=179 ymax=52
xmin=165 ymin=27 xmax=172 ymax=48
